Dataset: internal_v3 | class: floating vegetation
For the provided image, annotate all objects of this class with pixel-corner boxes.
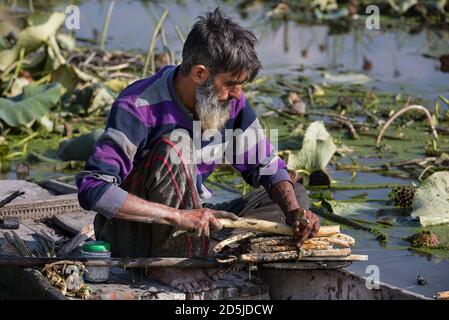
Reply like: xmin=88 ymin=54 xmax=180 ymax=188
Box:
xmin=238 ymin=0 xmax=449 ymax=29
xmin=389 ymin=185 xmax=417 ymax=208
xmin=408 ymin=230 xmax=440 ymax=248
xmin=287 ymin=121 xmax=336 ymax=186
xmin=0 ymin=5 xmax=178 ymax=180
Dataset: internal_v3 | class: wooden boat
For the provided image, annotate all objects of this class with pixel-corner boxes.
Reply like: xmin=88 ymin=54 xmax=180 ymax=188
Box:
xmin=0 ymin=179 xmax=429 ymax=300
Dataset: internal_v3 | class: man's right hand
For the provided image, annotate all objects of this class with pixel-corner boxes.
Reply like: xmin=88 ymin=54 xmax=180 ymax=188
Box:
xmin=174 ymin=208 xmax=239 ymax=238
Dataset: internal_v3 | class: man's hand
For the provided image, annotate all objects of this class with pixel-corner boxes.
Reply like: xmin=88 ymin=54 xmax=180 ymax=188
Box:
xmin=117 ymin=194 xmax=238 ymax=238
xmin=175 ymin=208 xmax=239 ymax=238
xmin=286 ymin=208 xmax=320 ymax=247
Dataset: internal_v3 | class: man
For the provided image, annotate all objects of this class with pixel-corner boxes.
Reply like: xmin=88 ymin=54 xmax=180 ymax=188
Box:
xmin=76 ymin=8 xmax=320 ymax=293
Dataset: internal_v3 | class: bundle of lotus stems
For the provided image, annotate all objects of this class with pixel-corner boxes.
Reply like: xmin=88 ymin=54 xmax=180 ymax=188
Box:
xmin=115 ymin=214 xmax=368 ymax=264
xmin=213 ymin=218 xmax=368 ymax=264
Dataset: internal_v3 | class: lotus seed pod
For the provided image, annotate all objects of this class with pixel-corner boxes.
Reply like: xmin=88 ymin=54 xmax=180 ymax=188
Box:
xmin=389 ymin=185 xmax=416 ymax=208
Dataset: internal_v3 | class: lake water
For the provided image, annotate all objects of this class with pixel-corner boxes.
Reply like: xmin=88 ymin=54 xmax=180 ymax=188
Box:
xmin=62 ymin=0 xmax=449 ymax=101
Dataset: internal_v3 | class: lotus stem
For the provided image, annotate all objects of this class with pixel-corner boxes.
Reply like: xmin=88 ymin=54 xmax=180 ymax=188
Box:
xmin=142 ymin=9 xmax=169 ymax=77
xmin=160 ymin=28 xmax=174 ymax=65
xmin=160 ymin=28 xmax=169 ymax=48
xmin=174 ymin=25 xmax=185 ymax=45
xmin=219 ymin=218 xmax=340 ymax=237
xmin=13 ymin=132 xmax=39 ymax=147
xmin=213 ymin=231 xmax=259 ymax=253
xmin=10 ymin=0 xmax=17 ymax=10
xmin=376 ymin=105 xmax=438 ymax=146
xmin=100 ymin=0 xmax=116 ymax=51
xmin=438 ymin=95 xmax=449 ymax=107
xmin=418 ymin=165 xmax=436 ymax=182
xmin=118 ymin=214 xmax=340 ymax=237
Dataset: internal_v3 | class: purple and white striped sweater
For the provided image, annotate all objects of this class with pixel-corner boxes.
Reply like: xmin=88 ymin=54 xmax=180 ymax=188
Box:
xmin=76 ymin=65 xmax=291 ymax=219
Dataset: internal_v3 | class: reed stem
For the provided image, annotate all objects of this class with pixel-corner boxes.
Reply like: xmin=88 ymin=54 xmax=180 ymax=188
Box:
xmin=142 ymin=9 xmax=169 ymax=77
xmin=100 ymin=0 xmax=116 ymax=51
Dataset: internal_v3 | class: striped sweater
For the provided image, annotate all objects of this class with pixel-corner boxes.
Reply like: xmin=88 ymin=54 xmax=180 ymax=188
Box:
xmin=76 ymin=65 xmax=291 ymax=219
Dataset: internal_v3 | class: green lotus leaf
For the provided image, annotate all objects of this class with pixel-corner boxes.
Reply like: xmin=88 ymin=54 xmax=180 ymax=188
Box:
xmin=17 ymin=12 xmax=66 ymax=52
xmin=0 ymin=12 xmax=65 ymax=71
xmin=0 ymin=46 xmax=19 ymax=71
xmin=56 ymin=33 xmax=76 ymax=51
xmin=412 ymin=171 xmax=449 ymax=226
xmin=58 ymin=129 xmax=105 ymax=161
xmin=0 ymin=83 xmax=63 ymax=127
xmin=287 ymin=121 xmax=336 ymax=174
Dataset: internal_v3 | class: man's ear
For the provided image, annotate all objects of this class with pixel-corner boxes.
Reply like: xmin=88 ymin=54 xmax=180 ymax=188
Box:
xmin=190 ymin=65 xmax=210 ymax=85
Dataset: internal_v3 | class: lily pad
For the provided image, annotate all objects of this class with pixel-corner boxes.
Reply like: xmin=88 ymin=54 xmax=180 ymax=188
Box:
xmin=58 ymin=129 xmax=104 ymax=161
xmin=387 ymin=0 xmax=418 ymax=13
xmin=287 ymin=121 xmax=336 ymax=174
xmin=0 ymin=83 xmax=63 ymax=127
xmin=421 ymin=41 xmax=449 ymax=59
xmin=314 ymin=7 xmax=349 ymax=21
xmin=323 ymin=199 xmax=387 ymax=220
xmin=411 ymin=171 xmax=449 ymax=226
xmin=0 ymin=46 xmax=19 ymax=71
xmin=105 ymin=79 xmax=129 ymax=93
xmin=89 ymin=87 xmax=115 ymax=114
xmin=56 ymin=33 xmax=76 ymax=51
xmin=323 ymin=72 xmax=373 ymax=85
xmin=0 ymin=12 xmax=65 ymax=71
xmin=17 ymin=12 xmax=66 ymax=52
xmin=6 ymin=77 xmax=31 ymax=98
xmin=51 ymin=64 xmax=81 ymax=93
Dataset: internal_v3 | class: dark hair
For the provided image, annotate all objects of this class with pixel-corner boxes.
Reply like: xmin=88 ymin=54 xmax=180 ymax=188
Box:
xmin=179 ymin=8 xmax=262 ymax=82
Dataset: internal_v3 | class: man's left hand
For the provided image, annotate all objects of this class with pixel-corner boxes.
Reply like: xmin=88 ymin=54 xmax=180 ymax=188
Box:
xmin=287 ymin=208 xmax=320 ymax=247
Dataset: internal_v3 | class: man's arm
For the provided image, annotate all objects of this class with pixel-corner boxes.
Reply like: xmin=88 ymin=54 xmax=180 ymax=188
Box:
xmin=230 ymin=96 xmax=320 ymax=245
xmin=117 ymin=193 xmax=238 ymax=238
xmin=269 ymin=181 xmax=320 ymax=246
xmin=77 ymin=98 xmax=237 ymax=237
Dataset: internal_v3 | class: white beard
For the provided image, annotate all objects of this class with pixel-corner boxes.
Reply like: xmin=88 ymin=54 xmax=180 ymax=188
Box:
xmin=196 ymin=77 xmax=231 ymax=131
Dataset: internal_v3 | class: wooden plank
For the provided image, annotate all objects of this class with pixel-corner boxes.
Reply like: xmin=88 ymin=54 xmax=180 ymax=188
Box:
xmin=38 ymin=180 xmax=77 ymax=195
xmin=87 ymin=268 xmax=268 ymax=300
xmin=0 ymin=221 xmax=64 ymax=255
xmin=298 ymin=255 xmax=368 ymax=261
xmin=0 ymin=180 xmax=53 ymax=205
xmin=52 ymin=211 xmax=96 ymax=237
xmin=262 ymin=261 xmax=352 ymax=270
xmin=0 ymin=256 xmax=229 ymax=268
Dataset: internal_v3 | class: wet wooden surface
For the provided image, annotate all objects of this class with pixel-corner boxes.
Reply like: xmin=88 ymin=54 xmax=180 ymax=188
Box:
xmin=86 ymin=267 xmax=269 ymax=300
xmin=0 ymin=181 xmax=271 ymax=300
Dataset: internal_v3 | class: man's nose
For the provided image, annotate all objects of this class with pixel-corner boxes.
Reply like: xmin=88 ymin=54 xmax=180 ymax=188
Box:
xmin=229 ymin=85 xmax=242 ymax=100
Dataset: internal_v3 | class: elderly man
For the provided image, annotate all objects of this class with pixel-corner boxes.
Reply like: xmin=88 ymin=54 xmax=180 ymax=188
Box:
xmin=76 ymin=8 xmax=320 ymax=293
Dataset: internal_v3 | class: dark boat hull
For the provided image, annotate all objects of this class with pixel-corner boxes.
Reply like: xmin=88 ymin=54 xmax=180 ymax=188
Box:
xmin=260 ymin=268 xmax=429 ymax=300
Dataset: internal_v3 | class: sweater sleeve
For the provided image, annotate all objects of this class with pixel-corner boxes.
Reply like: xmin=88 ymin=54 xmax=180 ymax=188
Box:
xmin=229 ymin=95 xmax=292 ymax=192
xmin=76 ymin=98 xmax=148 ymax=219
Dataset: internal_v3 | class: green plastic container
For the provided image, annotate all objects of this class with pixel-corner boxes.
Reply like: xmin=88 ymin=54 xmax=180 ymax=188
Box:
xmin=82 ymin=241 xmax=111 ymax=253
xmin=81 ymin=241 xmax=111 ymax=283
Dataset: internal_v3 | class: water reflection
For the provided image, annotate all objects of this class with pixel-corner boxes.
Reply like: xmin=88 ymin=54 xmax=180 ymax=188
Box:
xmin=5 ymin=0 xmax=448 ymax=101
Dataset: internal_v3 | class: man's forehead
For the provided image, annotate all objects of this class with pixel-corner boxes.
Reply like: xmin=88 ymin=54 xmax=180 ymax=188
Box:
xmin=218 ymin=71 xmax=248 ymax=82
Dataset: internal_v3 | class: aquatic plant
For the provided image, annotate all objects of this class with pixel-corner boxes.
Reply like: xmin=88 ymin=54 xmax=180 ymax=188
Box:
xmin=408 ymin=230 xmax=440 ymax=248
